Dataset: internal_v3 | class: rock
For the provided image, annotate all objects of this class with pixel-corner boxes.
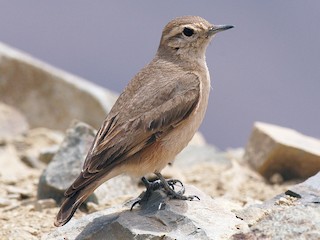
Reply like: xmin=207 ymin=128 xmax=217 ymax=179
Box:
xmin=33 ymin=199 xmax=57 ymax=212
xmin=226 ymin=148 xmax=245 ymax=162
xmin=1 ymin=228 xmax=38 ymax=240
xmin=286 ymin=171 xmax=320 ymax=204
xmin=0 ymin=144 xmax=31 ymax=183
xmin=44 ymin=185 xmax=248 ymax=240
xmin=39 ymin=145 xmax=60 ymax=164
xmin=234 ymin=172 xmax=320 ymax=239
xmin=144 ymin=141 xmax=223 ymax=183
xmin=37 ymin=121 xmax=140 ymax=206
xmin=0 ymin=102 xmax=29 ymax=141
xmin=178 ymin=146 xmax=295 ymax=205
xmin=94 ymin=174 xmax=140 ymax=206
xmin=269 ymin=172 xmax=284 ymax=184
xmin=13 ymin=128 xmax=64 ymax=169
xmin=6 ymin=186 xmax=33 ymax=200
xmin=0 ymin=198 xmax=11 ymax=208
xmin=86 ymin=202 xmax=100 ymax=214
xmin=37 ymin=121 xmax=97 ymax=204
xmin=244 ymin=122 xmax=320 ymax=180
xmin=147 ymin=143 xmax=231 ymax=199
xmin=0 ymin=42 xmax=118 ymax=131
xmin=20 ymin=155 xmax=43 ymax=169
xmin=20 ymin=198 xmax=57 ymax=211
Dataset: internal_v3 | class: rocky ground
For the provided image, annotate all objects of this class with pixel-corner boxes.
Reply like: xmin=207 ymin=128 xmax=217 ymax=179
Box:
xmin=1 ymin=42 xmax=320 ymax=239
xmin=0 ymin=128 xmax=296 ymax=239
xmin=0 ymin=120 xmax=311 ymax=239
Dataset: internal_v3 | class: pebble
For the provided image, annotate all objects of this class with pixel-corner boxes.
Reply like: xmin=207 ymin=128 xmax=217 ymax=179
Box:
xmin=39 ymin=145 xmax=59 ymax=164
xmin=0 ymin=197 xmax=11 ymax=207
xmin=6 ymin=185 xmax=32 ymax=199
xmin=34 ymin=199 xmax=57 ymax=211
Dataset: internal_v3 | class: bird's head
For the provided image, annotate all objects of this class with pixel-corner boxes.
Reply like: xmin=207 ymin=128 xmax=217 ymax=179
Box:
xmin=158 ymin=16 xmax=233 ymax=62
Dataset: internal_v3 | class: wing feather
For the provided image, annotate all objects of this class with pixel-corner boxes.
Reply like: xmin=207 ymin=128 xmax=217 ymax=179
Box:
xmin=65 ymin=73 xmax=200 ymax=196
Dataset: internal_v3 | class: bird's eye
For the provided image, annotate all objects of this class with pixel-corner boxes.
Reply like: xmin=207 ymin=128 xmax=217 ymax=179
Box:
xmin=183 ymin=27 xmax=194 ymax=37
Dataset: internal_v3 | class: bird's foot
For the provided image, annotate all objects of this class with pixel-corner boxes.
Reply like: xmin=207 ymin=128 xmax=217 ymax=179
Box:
xmin=130 ymin=177 xmax=165 ymax=210
xmin=130 ymin=173 xmax=199 ymax=210
xmin=154 ymin=172 xmax=200 ymax=201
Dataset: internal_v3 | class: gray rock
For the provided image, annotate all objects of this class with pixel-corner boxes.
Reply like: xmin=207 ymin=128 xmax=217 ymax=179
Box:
xmin=0 ymin=102 xmax=29 ymax=141
xmin=44 ymin=185 xmax=248 ymax=240
xmin=39 ymin=145 xmax=60 ymax=164
xmin=37 ymin=121 xmax=140 ymax=206
xmin=244 ymin=122 xmax=320 ymax=180
xmin=287 ymin=171 xmax=320 ymax=204
xmin=94 ymin=174 xmax=140 ymax=206
xmin=235 ymin=171 xmax=320 ymax=239
xmin=0 ymin=42 xmax=117 ymax=131
xmin=37 ymin=121 xmax=97 ymax=204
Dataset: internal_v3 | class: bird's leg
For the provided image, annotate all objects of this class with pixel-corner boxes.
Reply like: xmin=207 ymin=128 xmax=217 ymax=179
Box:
xmin=130 ymin=174 xmax=199 ymax=210
xmin=155 ymin=172 xmax=199 ymax=201
xmin=130 ymin=176 xmax=162 ymax=210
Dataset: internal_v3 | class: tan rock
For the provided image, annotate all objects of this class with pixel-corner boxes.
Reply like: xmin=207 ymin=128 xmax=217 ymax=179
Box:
xmin=0 ymin=42 xmax=117 ymax=131
xmin=0 ymin=102 xmax=29 ymax=141
xmin=13 ymin=127 xmax=64 ymax=168
xmin=244 ymin=122 xmax=320 ymax=180
xmin=0 ymin=197 xmax=11 ymax=208
xmin=0 ymin=144 xmax=31 ymax=183
xmin=6 ymin=185 xmax=33 ymax=200
xmin=33 ymin=199 xmax=57 ymax=211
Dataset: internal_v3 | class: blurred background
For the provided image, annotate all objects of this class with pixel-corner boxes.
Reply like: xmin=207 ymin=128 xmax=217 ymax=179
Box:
xmin=0 ymin=1 xmax=319 ymax=150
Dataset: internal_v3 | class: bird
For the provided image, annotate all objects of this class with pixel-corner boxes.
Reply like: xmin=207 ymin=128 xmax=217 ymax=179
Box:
xmin=54 ymin=15 xmax=233 ymax=227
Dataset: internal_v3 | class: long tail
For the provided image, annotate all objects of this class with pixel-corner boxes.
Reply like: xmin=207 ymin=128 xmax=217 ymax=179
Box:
xmin=54 ymin=162 xmax=121 ymax=227
xmin=54 ymin=185 xmax=95 ymax=227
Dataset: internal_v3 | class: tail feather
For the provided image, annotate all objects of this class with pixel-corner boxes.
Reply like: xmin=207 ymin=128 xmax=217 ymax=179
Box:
xmin=54 ymin=188 xmax=93 ymax=227
xmin=55 ymin=168 xmax=117 ymax=227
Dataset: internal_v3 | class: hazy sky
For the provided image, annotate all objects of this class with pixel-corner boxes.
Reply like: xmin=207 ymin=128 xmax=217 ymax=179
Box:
xmin=0 ymin=1 xmax=319 ymax=149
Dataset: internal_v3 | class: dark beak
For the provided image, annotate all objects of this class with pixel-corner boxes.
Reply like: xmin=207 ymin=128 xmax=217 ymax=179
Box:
xmin=209 ymin=25 xmax=234 ymax=35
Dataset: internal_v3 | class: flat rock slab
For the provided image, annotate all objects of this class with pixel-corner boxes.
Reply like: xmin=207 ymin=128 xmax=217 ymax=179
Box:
xmin=244 ymin=122 xmax=320 ymax=180
xmin=44 ymin=186 xmax=248 ymax=240
xmin=234 ymin=171 xmax=320 ymax=239
xmin=287 ymin=171 xmax=320 ymax=204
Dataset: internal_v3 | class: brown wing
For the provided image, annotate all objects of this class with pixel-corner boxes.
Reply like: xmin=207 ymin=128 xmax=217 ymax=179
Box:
xmin=65 ymin=73 xmax=200 ymax=197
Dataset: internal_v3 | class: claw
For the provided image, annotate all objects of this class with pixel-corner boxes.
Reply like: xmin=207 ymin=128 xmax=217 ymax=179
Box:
xmin=130 ymin=198 xmax=141 ymax=211
xmin=130 ymin=174 xmax=200 ymax=210
xmin=166 ymin=179 xmax=185 ymax=195
xmin=155 ymin=173 xmax=199 ymax=201
xmin=187 ymin=195 xmax=200 ymax=201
